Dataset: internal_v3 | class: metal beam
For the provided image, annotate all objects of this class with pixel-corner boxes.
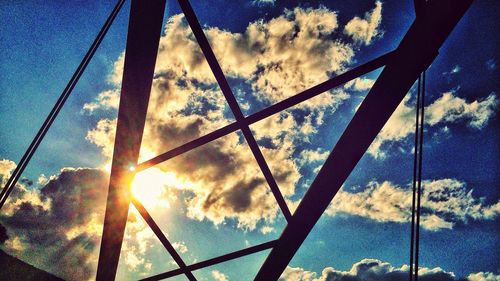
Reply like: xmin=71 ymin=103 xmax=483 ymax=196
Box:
xmin=178 ymin=0 xmax=293 ymax=221
xmin=132 ymin=198 xmax=197 ymax=281
xmin=136 ymin=51 xmax=394 ymax=172
xmin=254 ymin=0 xmax=473 ymax=280
xmin=140 ymin=240 xmax=277 ymax=281
xmin=0 ymin=0 xmax=125 ymax=211
xmin=96 ymin=0 xmax=166 ymax=280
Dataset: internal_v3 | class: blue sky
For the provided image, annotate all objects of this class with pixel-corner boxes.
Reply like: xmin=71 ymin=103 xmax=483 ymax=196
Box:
xmin=0 ymin=1 xmax=499 ymax=281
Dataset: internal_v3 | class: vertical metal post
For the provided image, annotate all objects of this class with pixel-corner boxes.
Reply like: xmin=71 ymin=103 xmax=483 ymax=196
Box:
xmin=96 ymin=0 xmax=166 ymax=280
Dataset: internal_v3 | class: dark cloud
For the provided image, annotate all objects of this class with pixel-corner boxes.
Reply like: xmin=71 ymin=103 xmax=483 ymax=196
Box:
xmin=0 ymin=223 xmax=8 ymax=245
xmin=0 ymin=168 xmax=108 ymax=281
xmin=19 ymin=178 xmax=33 ymax=187
xmin=41 ymin=168 xmax=107 ymax=226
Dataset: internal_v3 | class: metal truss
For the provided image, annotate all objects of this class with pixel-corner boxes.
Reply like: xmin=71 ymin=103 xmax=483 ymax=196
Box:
xmin=0 ymin=0 xmax=471 ymax=280
xmin=95 ymin=0 xmax=473 ymax=280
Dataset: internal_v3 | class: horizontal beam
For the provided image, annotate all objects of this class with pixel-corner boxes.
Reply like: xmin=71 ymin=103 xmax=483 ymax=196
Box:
xmin=254 ymin=0 xmax=473 ymax=280
xmin=136 ymin=51 xmax=394 ymax=172
xmin=140 ymin=240 xmax=277 ymax=280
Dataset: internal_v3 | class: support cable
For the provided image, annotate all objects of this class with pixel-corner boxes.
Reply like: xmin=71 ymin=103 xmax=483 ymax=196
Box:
xmin=409 ymin=70 xmax=426 ymax=281
xmin=409 ymin=74 xmax=421 ymax=281
xmin=0 ymin=0 xmax=125 ymax=210
xmin=415 ymin=71 xmax=426 ymax=281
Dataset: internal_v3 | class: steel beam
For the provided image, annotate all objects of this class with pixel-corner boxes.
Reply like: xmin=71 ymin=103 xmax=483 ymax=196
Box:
xmin=179 ymin=0 xmax=293 ymax=222
xmin=132 ymin=198 xmax=197 ymax=281
xmin=254 ymin=0 xmax=473 ymax=280
xmin=135 ymin=51 xmax=393 ymax=172
xmin=96 ymin=0 xmax=166 ymax=280
xmin=140 ymin=240 xmax=277 ymax=281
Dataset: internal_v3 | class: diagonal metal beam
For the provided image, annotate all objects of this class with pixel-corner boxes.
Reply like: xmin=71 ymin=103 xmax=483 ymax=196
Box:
xmin=254 ymin=0 xmax=473 ymax=280
xmin=96 ymin=0 xmax=166 ymax=280
xmin=132 ymin=197 xmax=197 ymax=281
xmin=178 ymin=0 xmax=293 ymax=222
xmin=140 ymin=240 xmax=277 ymax=281
xmin=136 ymin=51 xmax=393 ymax=172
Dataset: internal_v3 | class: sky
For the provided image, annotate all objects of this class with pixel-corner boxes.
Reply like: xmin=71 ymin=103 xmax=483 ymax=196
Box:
xmin=0 ymin=0 xmax=499 ymax=281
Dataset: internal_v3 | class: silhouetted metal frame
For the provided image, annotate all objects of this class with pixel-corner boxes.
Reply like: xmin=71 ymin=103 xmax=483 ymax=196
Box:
xmin=254 ymin=0 xmax=473 ymax=279
xmin=134 ymin=51 xmax=392 ymax=281
xmin=135 ymin=51 xmax=394 ymax=172
xmin=179 ymin=0 xmax=294 ymax=222
xmin=97 ymin=0 xmax=393 ymax=279
xmin=134 ymin=51 xmax=393 ymax=281
xmin=96 ymin=0 xmax=167 ymax=280
xmin=132 ymin=198 xmax=197 ymax=281
xmin=139 ymin=240 xmax=277 ymax=281
xmin=0 ymin=0 xmax=471 ymax=279
xmin=98 ymin=0 xmax=471 ymax=280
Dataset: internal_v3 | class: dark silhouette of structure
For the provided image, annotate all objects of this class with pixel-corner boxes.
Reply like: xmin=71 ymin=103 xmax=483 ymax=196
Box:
xmin=0 ymin=0 xmax=473 ymax=280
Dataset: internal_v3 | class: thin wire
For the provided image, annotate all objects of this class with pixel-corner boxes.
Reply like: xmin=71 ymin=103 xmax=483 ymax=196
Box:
xmin=415 ymin=70 xmax=426 ymax=281
xmin=409 ymin=74 xmax=422 ymax=281
xmin=0 ymin=0 xmax=125 ymax=210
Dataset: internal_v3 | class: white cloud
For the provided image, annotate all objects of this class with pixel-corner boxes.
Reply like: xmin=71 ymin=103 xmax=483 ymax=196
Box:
xmin=37 ymin=174 xmax=48 ymax=185
xmin=0 ymin=166 xmax=108 ymax=280
xmin=109 ymin=52 xmax=125 ymax=85
xmin=299 ymin=149 xmax=329 ymax=165
xmin=252 ymin=0 xmax=275 ymax=6
xmin=443 ymin=65 xmax=462 ymax=77
xmin=201 ymin=7 xmax=354 ymax=108
xmin=368 ymin=95 xmax=415 ymax=159
xmin=485 ymin=58 xmax=496 ymax=71
xmin=212 ymin=270 xmax=229 ymax=281
xmin=280 ymin=259 xmax=499 ymax=281
xmin=451 ymin=65 xmax=461 ymax=74
xmin=4 ymin=236 xmax=26 ymax=252
xmin=369 ymin=92 xmax=498 ymax=159
xmin=120 ymin=209 xmax=157 ymax=272
xmin=344 ymin=1 xmax=383 ymax=45
xmin=82 ymin=89 xmax=120 ymax=113
xmin=0 ymin=159 xmax=16 ymax=183
xmin=426 ymin=92 xmax=498 ymax=129
xmin=467 ymin=272 xmax=500 ymax=281
xmin=281 ymin=265 xmax=317 ymax=281
xmin=260 ymin=225 xmax=275 ymax=234
xmin=84 ymin=4 xmax=383 ymax=231
xmin=344 ymin=77 xmax=375 ymax=92
xmin=0 ymin=159 xmax=49 ymax=216
xmin=172 ymin=241 xmax=188 ymax=254
xmin=86 ymin=118 xmax=117 ymax=160
xmin=326 ymin=179 xmax=499 ymax=231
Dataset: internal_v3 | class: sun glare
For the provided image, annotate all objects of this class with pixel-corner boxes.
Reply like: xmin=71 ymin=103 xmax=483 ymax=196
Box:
xmin=131 ymin=168 xmax=186 ymax=210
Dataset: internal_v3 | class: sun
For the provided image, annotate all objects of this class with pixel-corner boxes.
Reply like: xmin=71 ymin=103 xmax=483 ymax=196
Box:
xmin=130 ymin=168 xmax=177 ymax=210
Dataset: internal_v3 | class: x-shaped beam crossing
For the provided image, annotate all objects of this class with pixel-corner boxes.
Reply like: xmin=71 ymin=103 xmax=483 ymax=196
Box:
xmin=96 ymin=0 xmax=473 ymax=280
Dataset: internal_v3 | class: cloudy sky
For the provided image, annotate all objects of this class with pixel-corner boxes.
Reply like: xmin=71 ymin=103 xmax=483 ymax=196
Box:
xmin=0 ymin=0 xmax=499 ymax=280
